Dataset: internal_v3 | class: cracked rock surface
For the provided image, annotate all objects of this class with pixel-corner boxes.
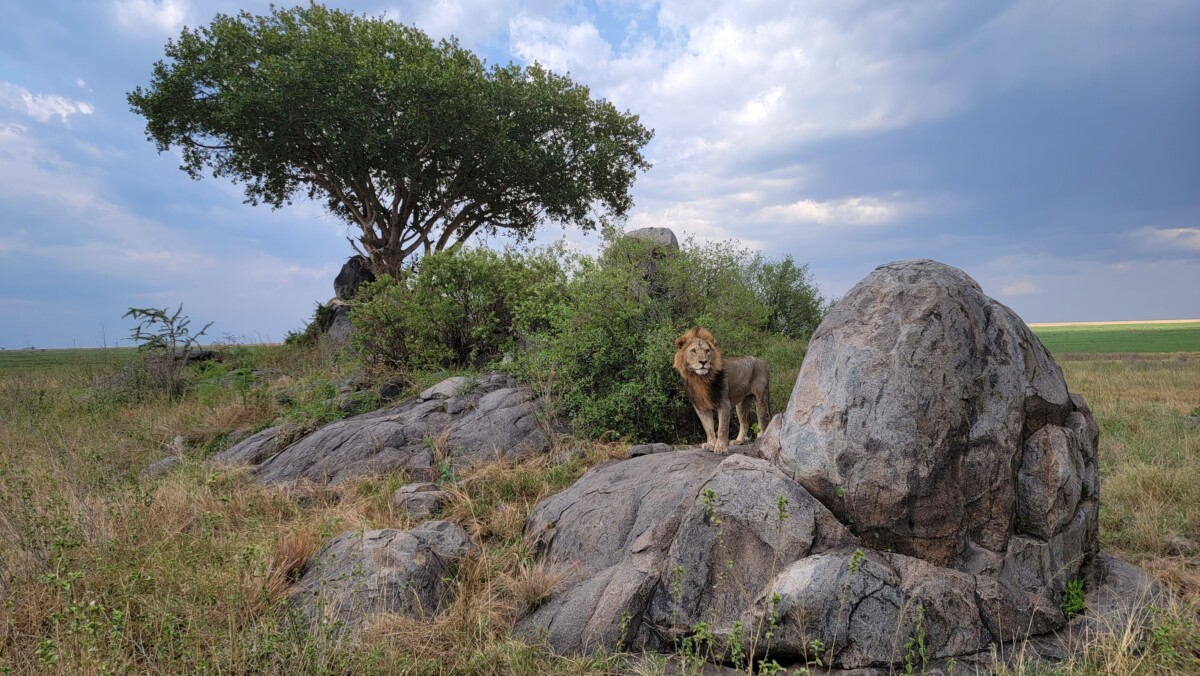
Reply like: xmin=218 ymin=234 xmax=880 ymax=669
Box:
xmin=211 ymin=374 xmax=551 ymax=484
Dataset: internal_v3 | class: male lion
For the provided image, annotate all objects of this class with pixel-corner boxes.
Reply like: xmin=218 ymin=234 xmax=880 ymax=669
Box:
xmin=673 ymin=327 xmax=770 ymax=454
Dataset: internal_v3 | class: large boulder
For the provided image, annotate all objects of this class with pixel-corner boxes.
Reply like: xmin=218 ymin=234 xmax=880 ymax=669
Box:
xmin=212 ymin=374 xmax=552 ymax=484
xmin=333 ymin=255 xmax=375 ymax=301
xmin=290 ymin=520 xmax=470 ymax=628
xmin=515 ymin=450 xmax=856 ymax=654
xmin=764 ymin=259 xmax=1098 ymax=596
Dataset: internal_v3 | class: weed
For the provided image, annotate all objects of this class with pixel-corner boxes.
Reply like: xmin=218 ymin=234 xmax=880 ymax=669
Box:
xmin=1061 ymin=578 xmax=1087 ymax=618
xmin=902 ymin=604 xmax=927 ymax=675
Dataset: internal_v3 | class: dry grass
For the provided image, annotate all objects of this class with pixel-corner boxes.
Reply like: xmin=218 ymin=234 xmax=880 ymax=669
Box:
xmin=0 ymin=346 xmax=1196 ymax=673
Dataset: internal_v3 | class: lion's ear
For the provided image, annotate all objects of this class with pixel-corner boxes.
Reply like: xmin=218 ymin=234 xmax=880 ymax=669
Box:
xmin=674 ymin=335 xmax=688 ymax=348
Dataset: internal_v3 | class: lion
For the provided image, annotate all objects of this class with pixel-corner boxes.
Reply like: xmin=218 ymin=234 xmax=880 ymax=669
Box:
xmin=673 ymin=327 xmax=770 ymax=454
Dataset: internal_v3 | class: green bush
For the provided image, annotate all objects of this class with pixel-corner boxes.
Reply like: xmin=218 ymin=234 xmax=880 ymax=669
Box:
xmin=284 ymin=303 xmax=336 ymax=346
xmin=350 ymin=246 xmax=568 ymax=372
xmin=520 ymin=234 xmax=820 ymax=442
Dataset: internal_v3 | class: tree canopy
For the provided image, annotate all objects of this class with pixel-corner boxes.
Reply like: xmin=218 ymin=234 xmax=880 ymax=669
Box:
xmin=128 ymin=3 xmax=653 ymax=274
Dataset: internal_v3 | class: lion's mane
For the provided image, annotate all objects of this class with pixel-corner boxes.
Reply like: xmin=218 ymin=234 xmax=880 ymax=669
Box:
xmin=673 ymin=327 xmax=725 ymax=412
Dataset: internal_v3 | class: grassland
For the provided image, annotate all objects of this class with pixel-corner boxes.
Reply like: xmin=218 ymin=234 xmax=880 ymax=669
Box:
xmin=1030 ymin=320 xmax=1200 ymax=354
xmin=0 ymin=343 xmax=1197 ymax=673
xmin=0 ymin=347 xmax=135 ymax=373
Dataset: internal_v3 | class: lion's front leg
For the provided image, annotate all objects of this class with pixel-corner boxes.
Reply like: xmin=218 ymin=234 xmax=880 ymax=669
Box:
xmin=713 ymin=401 xmax=731 ymax=454
xmin=731 ymin=399 xmax=751 ymax=445
xmin=694 ymin=403 xmax=719 ymax=451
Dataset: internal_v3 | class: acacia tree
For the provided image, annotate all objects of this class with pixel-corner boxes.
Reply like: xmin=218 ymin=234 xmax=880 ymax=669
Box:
xmin=128 ymin=4 xmax=653 ymax=275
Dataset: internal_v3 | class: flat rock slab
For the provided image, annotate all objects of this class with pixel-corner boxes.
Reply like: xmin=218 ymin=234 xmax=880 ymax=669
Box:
xmin=290 ymin=520 xmax=470 ymax=628
xmin=211 ymin=374 xmax=551 ymax=485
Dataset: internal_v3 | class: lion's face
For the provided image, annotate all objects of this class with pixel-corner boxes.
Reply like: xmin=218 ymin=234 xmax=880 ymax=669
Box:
xmin=682 ymin=338 xmax=716 ymax=377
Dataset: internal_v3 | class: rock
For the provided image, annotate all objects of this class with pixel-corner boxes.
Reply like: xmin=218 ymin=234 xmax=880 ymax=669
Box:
xmin=326 ymin=304 xmax=352 ymax=345
xmin=211 ymin=427 xmax=280 ymax=467
xmin=513 ymin=259 xmax=1158 ymax=672
xmin=770 ymin=259 xmax=1097 ymax=594
xmin=515 ymin=450 xmax=855 ymax=654
xmin=378 ymin=380 xmax=405 ymax=402
xmin=144 ymin=456 xmax=181 ymax=479
xmin=627 ymin=442 xmax=673 ymax=457
xmin=290 ymin=520 xmax=469 ymax=628
xmin=393 ymin=482 xmax=452 ymax=515
xmin=212 ymin=373 xmax=553 ymax=485
xmin=182 ymin=349 xmax=217 ymax=364
xmin=626 ymin=227 xmax=679 ymax=251
xmin=1022 ymin=552 xmax=1167 ymax=663
xmin=333 ymin=255 xmax=375 ymax=301
xmin=738 ymin=548 xmax=1060 ymax=669
xmin=419 ymin=376 xmax=470 ymax=400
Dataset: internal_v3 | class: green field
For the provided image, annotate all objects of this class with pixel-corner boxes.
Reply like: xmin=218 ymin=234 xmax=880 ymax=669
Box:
xmin=1030 ymin=321 xmax=1200 ymax=354
xmin=0 ymin=347 xmax=135 ymax=373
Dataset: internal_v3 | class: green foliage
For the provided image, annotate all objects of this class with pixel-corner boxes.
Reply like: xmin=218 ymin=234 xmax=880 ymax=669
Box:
xmin=127 ymin=3 xmax=653 ymax=274
xmin=123 ymin=305 xmax=212 ymax=357
xmin=1061 ymin=578 xmax=1087 ymax=618
xmin=284 ymin=303 xmax=337 ymax=346
xmin=747 ymin=253 xmax=827 ymax=339
xmin=123 ymin=304 xmax=213 ymax=400
xmin=521 ymin=234 xmax=819 ymax=442
xmin=903 ymin=604 xmax=928 ymax=675
xmin=350 ymin=246 xmax=567 ymax=371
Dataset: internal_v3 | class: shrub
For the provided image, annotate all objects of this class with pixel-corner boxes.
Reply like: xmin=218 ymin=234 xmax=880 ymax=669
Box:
xmin=122 ymin=304 xmax=213 ymax=400
xmin=284 ymin=303 xmax=337 ymax=346
xmin=520 ymin=234 xmax=819 ymax=442
xmin=350 ymin=246 xmax=568 ymax=372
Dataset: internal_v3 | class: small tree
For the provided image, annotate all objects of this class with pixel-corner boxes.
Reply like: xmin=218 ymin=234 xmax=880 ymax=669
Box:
xmin=124 ymin=305 xmax=212 ymax=400
xmin=748 ymin=254 xmax=826 ymax=339
xmin=128 ymin=3 xmax=653 ymax=275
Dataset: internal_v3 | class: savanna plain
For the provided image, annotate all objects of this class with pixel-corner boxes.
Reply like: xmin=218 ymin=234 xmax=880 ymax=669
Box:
xmin=0 ymin=324 xmax=1197 ymax=674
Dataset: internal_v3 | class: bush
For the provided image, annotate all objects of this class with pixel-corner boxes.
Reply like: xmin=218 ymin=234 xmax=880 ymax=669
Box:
xmin=520 ymin=234 xmax=820 ymax=442
xmin=284 ymin=303 xmax=337 ymax=346
xmin=350 ymin=246 xmax=568 ymax=372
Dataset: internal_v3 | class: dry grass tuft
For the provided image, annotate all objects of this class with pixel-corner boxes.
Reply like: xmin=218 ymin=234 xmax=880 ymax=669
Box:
xmin=255 ymin=527 xmax=323 ymax=607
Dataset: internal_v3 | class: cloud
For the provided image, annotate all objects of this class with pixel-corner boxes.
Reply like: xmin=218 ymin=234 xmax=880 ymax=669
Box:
xmin=760 ymin=196 xmax=908 ymax=226
xmin=112 ymin=0 xmax=188 ymax=33
xmin=998 ymin=281 xmax=1039 ymax=296
xmin=1132 ymin=226 xmax=1200 ymax=252
xmin=0 ymin=82 xmax=94 ymax=124
xmin=509 ymin=16 xmax=614 ymax=76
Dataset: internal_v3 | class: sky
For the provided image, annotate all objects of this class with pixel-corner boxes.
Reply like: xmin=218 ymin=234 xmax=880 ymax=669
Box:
xmin=1 ymin=0 xmax=1197 ymax=348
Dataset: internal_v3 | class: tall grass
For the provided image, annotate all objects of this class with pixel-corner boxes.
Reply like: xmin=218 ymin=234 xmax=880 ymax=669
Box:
xmin=0 ymin=347 xmax=1196 ymax=673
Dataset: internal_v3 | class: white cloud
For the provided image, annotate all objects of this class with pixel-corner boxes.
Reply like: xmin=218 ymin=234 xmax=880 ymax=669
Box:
xmin=999 ymin=281 xmax=1039 ymax=296
xmin=112 ymin=0 xmax=188 ymax=34
xmin=0 ymin=82 xmax=94 ymax=124
xmin=509 ymin=16 xmax=614 ymax=77
xmin=760 ymin=196 xmax=907 ymax=227
xmin=1132 ymin=226 xmax=1200 ymax=252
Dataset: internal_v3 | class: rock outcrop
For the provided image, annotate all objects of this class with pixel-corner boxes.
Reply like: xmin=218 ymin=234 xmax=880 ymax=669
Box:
xmin=517 ymin=259 xmax=1160 ymax=671
xmin=762 ymin=259 xmax=1099 ymax=598
xmin=291 ymin=520 xmax=470 ymax=628
xmin=333 ymin=255 xmax=376 ymax=301
xmin=212 ymin=374 xmax=551 ymax=484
